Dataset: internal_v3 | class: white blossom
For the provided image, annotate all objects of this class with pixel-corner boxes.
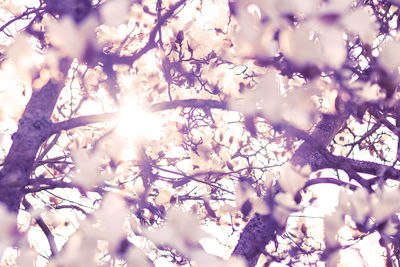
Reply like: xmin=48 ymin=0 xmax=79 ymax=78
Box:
xmin=379 ymin=39 xmax=400 ymax=73
xmin=100 ymin=0 xmax=130 ymax=27
xmin=47 ymin=16 xmax=97 ymax=59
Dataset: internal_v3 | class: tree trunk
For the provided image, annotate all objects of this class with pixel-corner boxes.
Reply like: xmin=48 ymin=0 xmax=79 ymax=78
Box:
xmin=232 ymin=214 xmax=279 ymax=267
xmin=232 ymin=112 xmax=349 ymax=266
xmin=0 ymin=59 xmax=70 ymax=213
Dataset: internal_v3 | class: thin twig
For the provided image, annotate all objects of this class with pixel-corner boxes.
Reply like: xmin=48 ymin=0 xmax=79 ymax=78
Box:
xmin=22 ymin=198 xmax=58 ymax=258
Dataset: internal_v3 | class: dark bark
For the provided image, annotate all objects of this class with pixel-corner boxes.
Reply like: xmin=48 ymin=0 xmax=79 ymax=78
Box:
xmin=291 ymin=113 xmax=349 ymax=170
xmin=0 ymin=59 xmax=70 ymax=213
xmin=232 ymin=214 xmax=279 ymax=267
xmin=232 ymin=112 xmax=349 ymax=266
xmin=0 ymin=0 xmax=187 ymax=216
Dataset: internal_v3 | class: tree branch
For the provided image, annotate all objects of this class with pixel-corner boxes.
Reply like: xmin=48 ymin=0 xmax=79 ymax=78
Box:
xmin=22 ymin=198 xmax=57 ymax=258
xmin=103 ymin=0 xmax=187 ymax=65
xmin=233 ymin=112 xmax=350 ymax=266
xmin=0 ymin=6 xmax=44 ymax=34
xmin=303 ymin=177 xmax=358 ymax=190
xmin=52 ymin=99 xmax=228 ymax=132
xmin=291 ymin=112 xmax=349 ymax=169
xmin=0 ymin=58 xmax=71 ymax=213
xmin=52 ymin=98 xmax=400 ymax=186
xmin=232 ymin=214 xmax=280 ymax=267
xmin=54 ymin=204 xmax=88 ymax=216
xmin=52 ymin=112 xmax=117 ymax=133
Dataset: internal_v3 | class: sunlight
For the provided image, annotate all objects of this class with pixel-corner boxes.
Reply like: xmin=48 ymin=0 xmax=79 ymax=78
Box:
xmin=115 ymin=98 xmax=162 ymax=142
xmin=106 ymin=100 xmax=164 ymax=162
xmin=3 ymin=0 xmax=400 ymax=266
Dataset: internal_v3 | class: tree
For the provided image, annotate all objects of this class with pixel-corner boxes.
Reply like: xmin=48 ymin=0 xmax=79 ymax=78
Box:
xmin=1 ymin=0 xmax=400 ymax=266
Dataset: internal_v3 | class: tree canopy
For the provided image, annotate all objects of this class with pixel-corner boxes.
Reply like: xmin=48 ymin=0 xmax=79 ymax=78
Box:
xmin=1 ymin=0 xmax=400 ymax=266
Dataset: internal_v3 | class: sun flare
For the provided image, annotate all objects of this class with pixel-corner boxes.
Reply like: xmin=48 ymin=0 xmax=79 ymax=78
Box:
xmin=116 ymin=100 xmax=162 ymax=141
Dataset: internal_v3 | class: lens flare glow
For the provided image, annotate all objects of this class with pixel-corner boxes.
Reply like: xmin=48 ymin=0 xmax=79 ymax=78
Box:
xmin=116 ymin=101 xmax=162 ymax=142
